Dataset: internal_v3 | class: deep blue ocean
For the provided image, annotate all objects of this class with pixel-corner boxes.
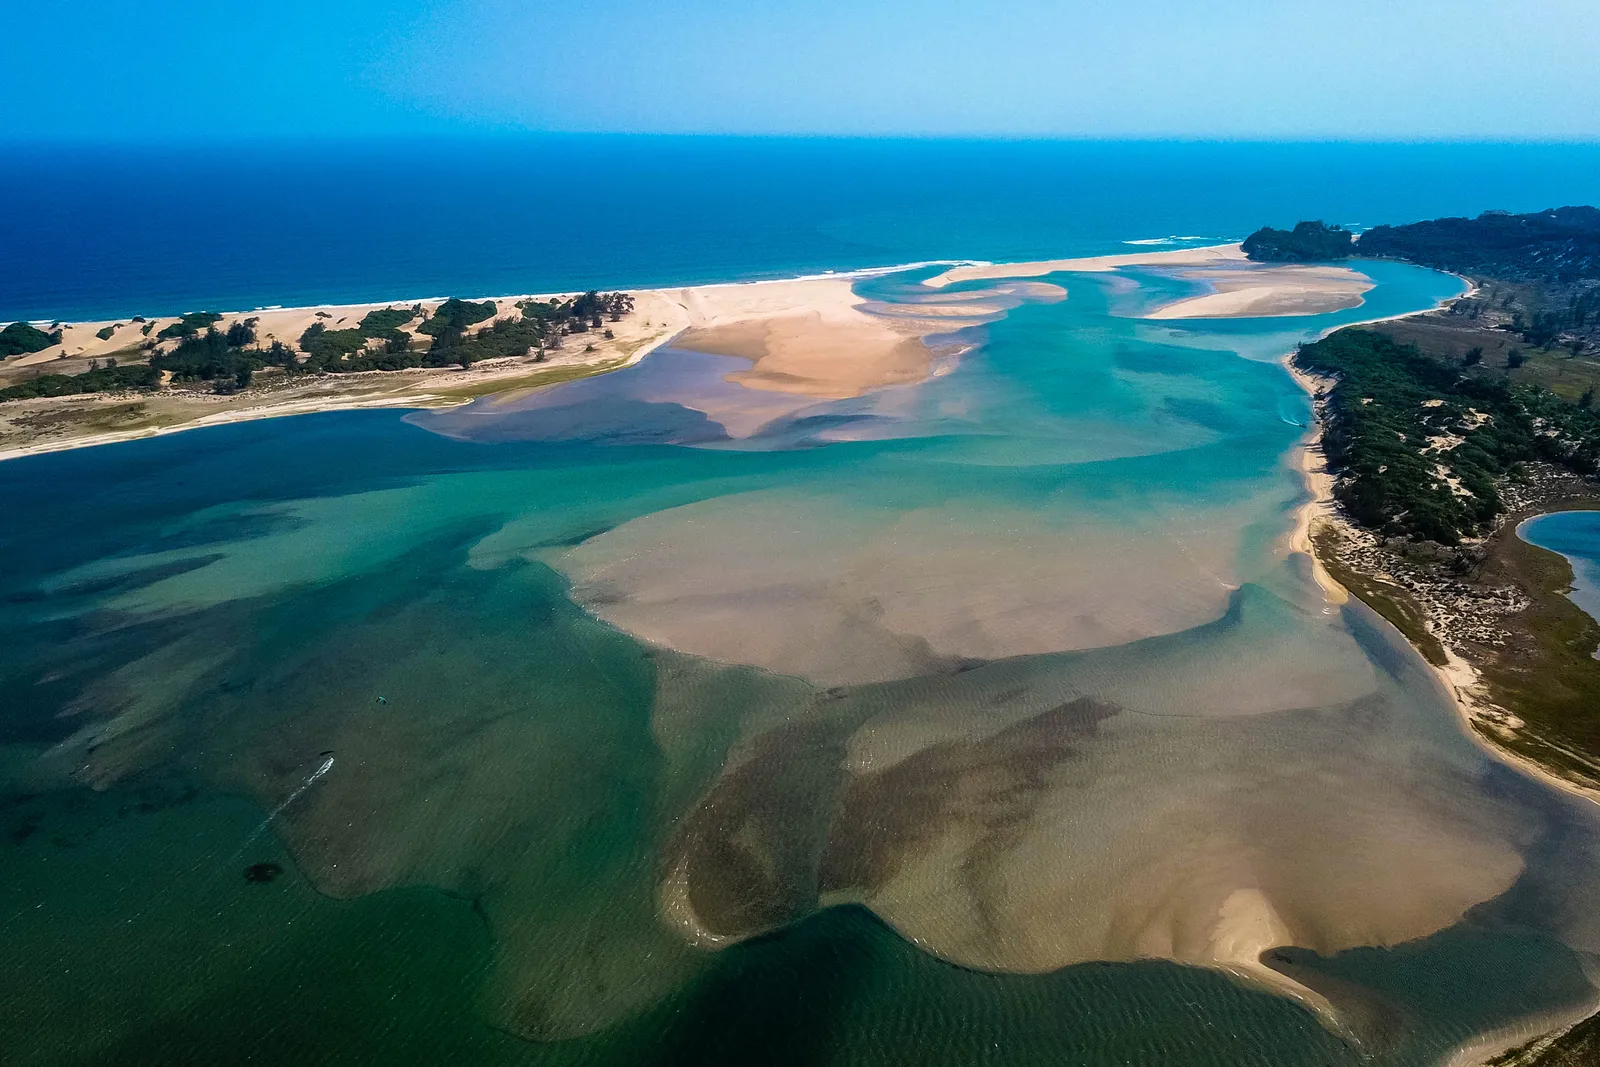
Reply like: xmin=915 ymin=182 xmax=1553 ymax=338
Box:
xmin=4 ymin=138 xmax=1600 ymax=320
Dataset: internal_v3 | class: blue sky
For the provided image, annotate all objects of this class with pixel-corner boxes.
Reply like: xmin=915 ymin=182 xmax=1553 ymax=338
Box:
xmin=6 ymin=0 xmax=1599 ymax=139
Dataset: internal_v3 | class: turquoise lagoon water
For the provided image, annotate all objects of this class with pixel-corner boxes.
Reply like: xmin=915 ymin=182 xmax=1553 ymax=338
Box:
xmin=6 ymin=136 xmax=1600 ymax=1064
xmin=6 ymin=252 xmax=1600 ymax=1067
xmin=1520 ymin=511 xmax=1600 ymax=634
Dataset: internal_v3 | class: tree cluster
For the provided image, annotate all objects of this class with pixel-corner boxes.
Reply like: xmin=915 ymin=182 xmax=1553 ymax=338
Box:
xmin=156 ymin=311 xmax=224 ymax=340
xmin=419 ymin=291 xmax=635 ymax=369
xmin=297 ymin=306 xmax=424 ymax=372
xmin=149 ymin=324 xmax=295 ymax=391
xmin=1241 ymin=221 xmax=1355 ymax=262
xmin=0 ymin=288 xmax=639 ymax=401
xmin=0 ymin=362 xmax=160 ymax=401
xmin=0 ymin=321 xmax=62 ymax=357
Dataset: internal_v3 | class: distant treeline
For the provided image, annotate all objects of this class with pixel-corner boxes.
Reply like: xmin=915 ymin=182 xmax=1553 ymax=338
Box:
xmin=1358 ymin=207 xmax=1600 ymax=283
xmin=1295 ymin=328 xmax=1600 ymax=543
xmin=1244 ymin=207 xmax=1600 ymax=281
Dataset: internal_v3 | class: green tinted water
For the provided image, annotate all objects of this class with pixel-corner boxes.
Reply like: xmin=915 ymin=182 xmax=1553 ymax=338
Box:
xmin=5 ymin=260 xmax=1599 ymax=1065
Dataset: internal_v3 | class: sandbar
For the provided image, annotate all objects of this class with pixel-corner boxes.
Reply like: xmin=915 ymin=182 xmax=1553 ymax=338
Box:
xmin=924 ymin=243 xmax=1247 ymax=287
xmin=1145 ymin=265 xmax=1374 ymax=320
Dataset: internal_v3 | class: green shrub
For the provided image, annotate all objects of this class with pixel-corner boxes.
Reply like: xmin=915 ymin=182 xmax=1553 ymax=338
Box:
xmin=0 ymin=321 xmax=62 ymax=356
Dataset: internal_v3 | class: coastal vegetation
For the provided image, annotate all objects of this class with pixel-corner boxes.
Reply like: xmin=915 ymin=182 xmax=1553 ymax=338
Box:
xmin=1294 ymin=328 xmax=1600 ymax=544
xmin=150 ymin=329 xmax=295 ymax=388
xmin=298 ymin=305 xmax=420 ymax=371
xmin=1359 ymin=206 xmax=1600 ymax=283
xmin=156 ymin=311 xmax=223 ymax=340
xmin=0 ymin=362 xmax=160 ymax=401
xmin=0 ymin=321 xmax=61 ymax=356
xmin=416 ymin=297 xmax=496 ymax=339
xmin=1240 ymin=220 xmax=1354 ymax=262
xmin=1252 ymin=208 xmax=1600 ymax=359
xmin=0 ymin=291 xmax=643 ymax=405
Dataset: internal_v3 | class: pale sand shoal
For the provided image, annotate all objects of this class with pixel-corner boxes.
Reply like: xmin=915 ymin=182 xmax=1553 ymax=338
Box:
xmin=924 ymin=243 xmax=1247 ymax=287
xmin=664 ymin=275 xmax=1060 ymax=400
xmin=665 ymin=276 xmax=941 ymax=400
xmin=1145 ymin=265 xmax=1375 ymax=321
xmin=926 ymin=244 xmax=1374 ymax=321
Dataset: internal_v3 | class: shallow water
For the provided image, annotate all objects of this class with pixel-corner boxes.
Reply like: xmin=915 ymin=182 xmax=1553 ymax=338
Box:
xmin=1521 ymin=511 xmax=1600 ymax=634
xmin=5 ymin=258 xmax=1600 ymax=1067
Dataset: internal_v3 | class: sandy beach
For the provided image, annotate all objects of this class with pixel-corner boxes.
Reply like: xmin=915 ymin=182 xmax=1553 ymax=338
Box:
xmin=924 ymin=243 xmax=1248 ymax=286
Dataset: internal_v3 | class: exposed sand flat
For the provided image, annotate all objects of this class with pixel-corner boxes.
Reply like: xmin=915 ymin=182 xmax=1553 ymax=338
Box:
xmin=557 ymin=489 xmax=1268 ymax=687
xmin=1144 ymin=265 xmax=1375 ymax=320
xmin=666 ymin=276 xmax=966 ymax=400
xmin=660 ymin=646 xmax=1532 ymax=1026
xmin=678 ymin=318 xmax=929 ymax=400
xmin=924 ymin=243 xmax=1247 ymax=287
xmin=662 ymin=276 xmax=1064 ymax=401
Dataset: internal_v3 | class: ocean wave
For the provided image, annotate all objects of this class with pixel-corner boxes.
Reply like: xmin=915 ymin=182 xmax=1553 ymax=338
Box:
xmin=1124 ymin=236 xmax=1222 ymax=247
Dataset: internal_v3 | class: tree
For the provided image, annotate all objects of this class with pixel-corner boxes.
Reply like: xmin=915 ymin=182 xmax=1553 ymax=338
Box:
xmin=1242 ymin=221 xmax=1355 ymax=262
xmin=1507 ymin=349 xmax=1527 ymax=369
xmin=0 ymin=321 xmax=61 ymax=356
xmin=1463 ymin=347 xmax=1483 ymax=367
xmin=1581 ymin=387 xmax=1595 ymax=410
xmin=226 ymin=318 xmax=258 ymax=348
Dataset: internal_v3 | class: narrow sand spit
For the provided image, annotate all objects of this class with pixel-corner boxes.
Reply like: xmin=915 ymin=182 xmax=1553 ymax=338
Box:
xmin=1145 ymin=264 xmax=1375 ymax=320
xmin=924 ymin=243 xmax=1247 ymax=287
xmin=926 ymin=244 xmax=1372 ymax=320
